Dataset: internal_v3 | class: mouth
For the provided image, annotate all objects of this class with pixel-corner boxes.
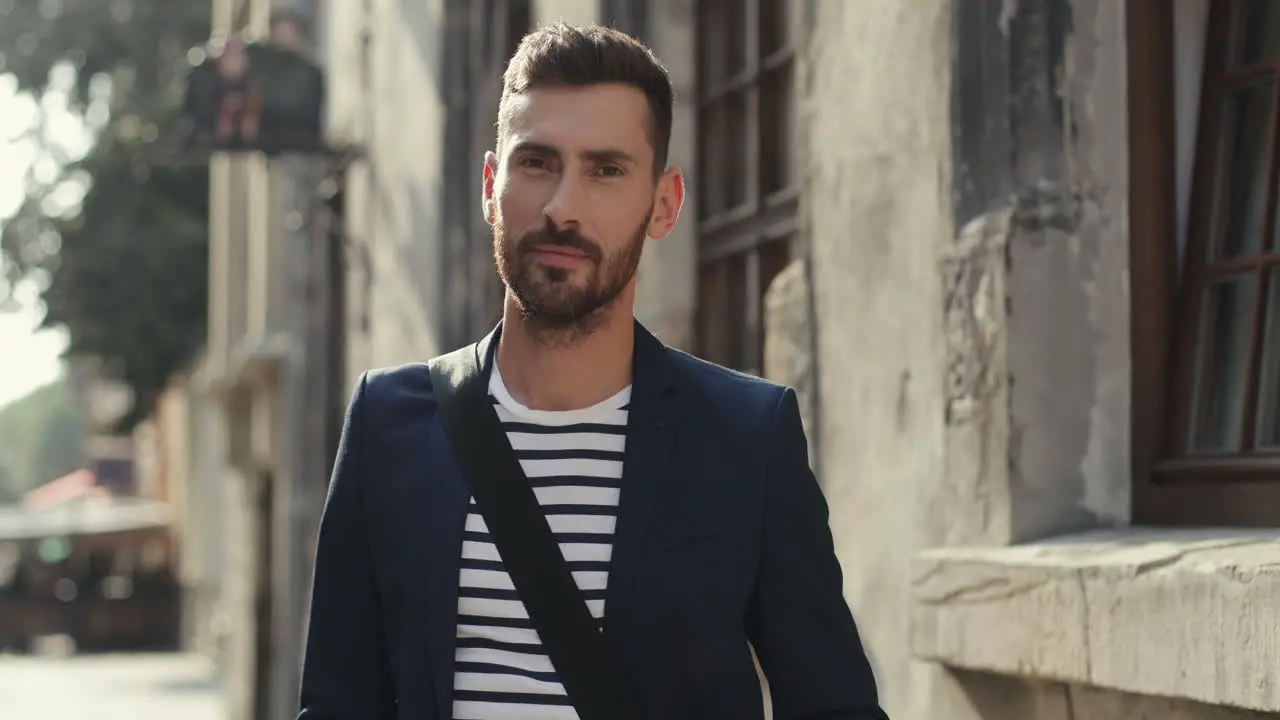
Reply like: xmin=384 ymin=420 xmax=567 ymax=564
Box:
xmin=529 ymin=245 xmax=591 ymax=267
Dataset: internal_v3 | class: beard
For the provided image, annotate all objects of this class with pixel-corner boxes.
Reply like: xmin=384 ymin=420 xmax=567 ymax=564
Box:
xmin=494 ymin=207 xmax=650 ymax=340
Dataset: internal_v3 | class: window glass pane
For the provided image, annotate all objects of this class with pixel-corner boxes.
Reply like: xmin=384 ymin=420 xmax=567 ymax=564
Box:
xmin=759 ymin=62 xmax=794 ymax=196
xmin=601 ymin=0 xmax=644 ymax=38
xmin=697 ymin=0 xmax=748 ymax=89
xmin=696 ymin=94 xmax=748 ymax=219
xmin=724 ymin=91 xmax=749 ymax=212
xmin=697 ymin=100 xmax=724 ymax=219
xmin=1235 ymin=0 xmax=1280 ymax=65
xmin=697 ymin=254 xmax=747 ymax=369
xmin=759 ymin=0 xmax=789 ymax=59
xmin=1191 ymin=273 xmax=1258 ymax=452
xmin=1255 ymin=270 xmax=1280 ymax=448
xmin=1211 ymin=82 xmax=1273 ymax=259
xmin=696 ymin=0 xmax=724 ymax=89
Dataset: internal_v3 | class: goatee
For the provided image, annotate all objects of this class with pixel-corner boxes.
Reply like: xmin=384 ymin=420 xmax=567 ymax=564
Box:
xmin=494 ymin=211 xmax=650 ymax=346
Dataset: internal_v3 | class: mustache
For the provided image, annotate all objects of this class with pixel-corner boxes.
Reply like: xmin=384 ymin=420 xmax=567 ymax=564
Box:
xmin=516 ymin=221 xmax=603 ymax=263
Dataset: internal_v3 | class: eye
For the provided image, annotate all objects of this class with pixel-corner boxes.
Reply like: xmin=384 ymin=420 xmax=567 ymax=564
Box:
xmin=595 ymin=164 xmax=625 ymax=178
xmin=518 ymin=155 xmax=550 ymax=171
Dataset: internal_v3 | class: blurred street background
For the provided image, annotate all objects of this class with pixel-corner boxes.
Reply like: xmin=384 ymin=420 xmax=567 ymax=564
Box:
xmin=0 ymin=650 xmax=224 ymax=719
xmin=3 ymin=1 xmax=1280 ymax=719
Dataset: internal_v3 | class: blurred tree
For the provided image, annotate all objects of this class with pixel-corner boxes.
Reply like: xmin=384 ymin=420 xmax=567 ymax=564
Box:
xmin=0 ymin=378 xmax=88 ymax=499
xmin=31 ymin=390 xmax=88 ymax=487
xmin=0 ymin=0 xmax=212 ymax=431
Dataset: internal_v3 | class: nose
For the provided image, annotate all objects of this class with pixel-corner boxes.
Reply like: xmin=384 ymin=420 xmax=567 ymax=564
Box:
xmin=542 ymin=172 xmax=585 ymax=230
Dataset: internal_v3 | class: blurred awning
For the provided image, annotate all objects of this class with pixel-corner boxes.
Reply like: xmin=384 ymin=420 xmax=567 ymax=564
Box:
xmin=0 ymin=498 xmax=171 ymax=541
xmin=21 ymin=469 xmax=107 ymax=510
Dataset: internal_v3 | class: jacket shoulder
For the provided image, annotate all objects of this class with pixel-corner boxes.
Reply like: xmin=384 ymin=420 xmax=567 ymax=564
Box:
xmin=363 ymin=362 xmax=433 ymax=393
xmin=664 ymin=346 xmax=789 ymax=418
xmin=356 ymin=362 xmax=437 ymax=420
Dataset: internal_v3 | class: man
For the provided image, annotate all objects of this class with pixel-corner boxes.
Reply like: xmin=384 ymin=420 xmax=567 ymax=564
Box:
xmin=298 ymin=23 xmax=886 ymax=720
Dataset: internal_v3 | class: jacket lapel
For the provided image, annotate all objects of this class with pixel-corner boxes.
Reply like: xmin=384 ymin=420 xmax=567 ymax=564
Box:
xmin=425 ymin=327 xmax=498 ymax=720
xmin=604 ymin=322 xmax=685 ymax=635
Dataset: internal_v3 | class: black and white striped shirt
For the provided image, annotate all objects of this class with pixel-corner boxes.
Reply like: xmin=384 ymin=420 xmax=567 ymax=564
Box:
xmin=451 ymin=367 xmax=630 ymax=720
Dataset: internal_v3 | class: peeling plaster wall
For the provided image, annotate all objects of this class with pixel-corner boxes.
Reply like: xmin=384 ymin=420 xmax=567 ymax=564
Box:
xmin=805 ymin=0 xmax=1168 ymax=717
xmin=804 ymin=2 xmax=952 ymax=716
xmin=924 ymin=4 xmax=1274 ymax=718
xmin=948 ymin=0 xmax=1133 ymax=544
xmin=1004 ymin=0 xmax=1132 ymax=539
xmin=940 ymin=210 xmax=1015 ymax=546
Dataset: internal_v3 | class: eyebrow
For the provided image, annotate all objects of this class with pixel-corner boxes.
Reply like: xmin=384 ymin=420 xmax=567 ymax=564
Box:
xmin=509 ymin=140 xmax=639 ymax=167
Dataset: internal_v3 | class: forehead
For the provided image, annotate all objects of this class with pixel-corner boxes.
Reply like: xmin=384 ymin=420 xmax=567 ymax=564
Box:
xmin=503 ymin=83 xmax=652 ymax=159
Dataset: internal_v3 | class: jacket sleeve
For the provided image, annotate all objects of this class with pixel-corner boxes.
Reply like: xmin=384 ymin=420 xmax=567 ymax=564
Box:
xmin=298 ymin=373 xmax=396 ymax=718
xmin=746 ymin=388 xmax=889 ymax=720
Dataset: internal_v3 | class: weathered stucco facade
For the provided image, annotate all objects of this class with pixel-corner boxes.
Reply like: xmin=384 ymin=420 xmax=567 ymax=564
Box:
xmin=800 ymin=2 xmax=952 ymax=715
xmin=325 ymin=0 xmax=450 ymax=378
xmin=666 ymin=0 xmax=1278 ymax=717
xmin=799 ymin=1 xmax=1280 ymax=719
xmin=200 ymin=2 xmax=344 ymax=718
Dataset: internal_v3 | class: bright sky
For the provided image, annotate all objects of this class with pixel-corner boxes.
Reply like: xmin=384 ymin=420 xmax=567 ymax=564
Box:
xmin=0 ymin=65 xmax=102 ymax=409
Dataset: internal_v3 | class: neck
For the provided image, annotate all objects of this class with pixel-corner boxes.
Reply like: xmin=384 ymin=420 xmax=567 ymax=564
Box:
xmin=495 ymin=294 xmax=636 ymax=412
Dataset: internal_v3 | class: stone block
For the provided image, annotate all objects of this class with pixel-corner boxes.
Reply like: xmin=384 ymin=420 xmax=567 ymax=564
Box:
xmin=763 ymin=258 xmax=820 ymax=466
xmin=912 ymin=529 xmax=1280 ymax=713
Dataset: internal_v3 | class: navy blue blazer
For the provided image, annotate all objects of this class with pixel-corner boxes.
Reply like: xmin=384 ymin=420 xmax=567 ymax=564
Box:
xmin=298 ymin=322 xmax=887 ymax=720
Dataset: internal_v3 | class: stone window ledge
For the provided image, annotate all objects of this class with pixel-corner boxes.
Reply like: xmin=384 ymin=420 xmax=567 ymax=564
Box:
xmin=910 ymin=528 xmax=1280 ymax=713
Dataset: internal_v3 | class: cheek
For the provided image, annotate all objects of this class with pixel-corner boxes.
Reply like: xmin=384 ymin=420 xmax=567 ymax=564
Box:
xmin=596 ymin=195 xmax=653 ymax=237
xmin=497 ymin=180 xmax=550 ymax=225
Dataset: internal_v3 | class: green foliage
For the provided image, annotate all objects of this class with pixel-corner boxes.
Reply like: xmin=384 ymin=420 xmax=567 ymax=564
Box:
xmin=0 ymin=0 xmax=212 ymax=432
xmin=0 ymin=1 xmax=212 ymax=110
xmin=0 ymin=377 xmax=88 ymax=501
xmin=0 ymin=463 xmax=19 ymax=504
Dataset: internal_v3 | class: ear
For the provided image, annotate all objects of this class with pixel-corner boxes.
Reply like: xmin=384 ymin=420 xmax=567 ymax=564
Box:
xmin=482 ymin=151 xmax=499 ymax=226
xmin=646 ymin=167 xmax=685 ymax=240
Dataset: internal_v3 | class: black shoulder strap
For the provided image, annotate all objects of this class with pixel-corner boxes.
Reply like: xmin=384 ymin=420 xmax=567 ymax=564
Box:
xmin=427 ymin=347 xmax=639 ymax=720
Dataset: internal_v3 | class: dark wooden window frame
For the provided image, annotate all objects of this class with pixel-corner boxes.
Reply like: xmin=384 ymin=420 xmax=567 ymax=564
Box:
xmin=694 ymin=0 xmax=798 ymax=374
xmin=1130 ymin=0 xmax=1280 ymax=526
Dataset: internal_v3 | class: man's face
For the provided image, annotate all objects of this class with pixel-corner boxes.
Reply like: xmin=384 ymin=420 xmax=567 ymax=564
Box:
xmin=484 ymin=83 xmax=683 ymax=330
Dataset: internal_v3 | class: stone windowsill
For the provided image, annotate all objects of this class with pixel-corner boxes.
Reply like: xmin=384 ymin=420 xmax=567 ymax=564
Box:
xmin=910 ymin=528 xmax=1280 ymax=713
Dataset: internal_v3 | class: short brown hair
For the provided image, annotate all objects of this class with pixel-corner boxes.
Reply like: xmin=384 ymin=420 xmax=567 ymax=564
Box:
xmin=498 ymin=23 xmax=674 ymax=175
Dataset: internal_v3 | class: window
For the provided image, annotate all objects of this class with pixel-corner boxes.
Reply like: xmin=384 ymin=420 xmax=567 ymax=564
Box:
xmin=694 ymin=0 xmax=798 ymax=375
xmin=1176 ymin=1 xmax=1280 ymax=456
xmin=1131 ymin=0 xmax=1280 ymax=525
xmin=441 ymin=0 xmax=530 ymax=347
xmin=601 ymin=0 xmax=647 ymax=39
